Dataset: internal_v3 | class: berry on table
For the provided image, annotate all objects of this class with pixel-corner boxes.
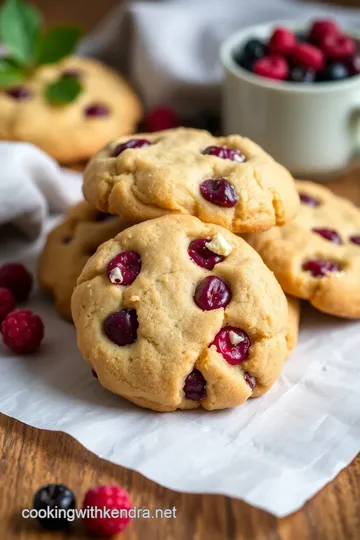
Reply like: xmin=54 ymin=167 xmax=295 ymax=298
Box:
xmin=317 ymin=63 xmax=349 ymax=82
xmin=33 ymin=484 xmax=76 ymax=530
xmin=145 ymin=106 xmax=179 ymax=132
xmin=242 ymin=38 xmax=266 ymax=63
xmin=320 ymin=33 xmax=355 ymax=61
xmin=0 ymin=263 xmax=33 ymax=302
xmin=309 ymin=19 xmax=339 ymax=44
xmin=82 ymin=485 xmax=132 ymax=537
xmin=253 ymin=55 xmax=289 ymax=80
xmin=269 ymin=27 xmax=296 ymax=56
xmin=0 ymin=287 xmax=15 ymax=322
xmin=291 ymin=43 xmax=325 ymax=71
xmin=1 ymin=309 xmax=44 ymax=354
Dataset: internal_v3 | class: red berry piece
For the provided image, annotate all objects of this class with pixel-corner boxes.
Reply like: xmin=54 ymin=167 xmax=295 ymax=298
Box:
xmin=244 ymin=372 xmax=256 ymax=389
xmin=309 ymin=19 xmax=339 ymax=44
xmin=6 ymin=86 xmax=31 ymax=100
xmin=320 ymin=33 xmax=355 ymax=61
xmin=0 ymin=263 xmax=33 ymax=302
xmin=194 ymin=276 xmax=231 ymax=311
xmin=0 ymin=288 xmax=15 ymax=322
xmin=291 ymin=43 xmax=325 ymax=71
xmin=83 ymin=485 xmax=132 ymax=537
xmin=107 ymin=251 xmax=142 ymax=286
xmin=84 ymin=103 xmax=109 ymax=117
xmin=347 ymin=53 xmax=360 ymax=76
xmin=184 ymin=369 xmax=206 ymax=401
xmin=302 ymin=259 xmax=341 ymax=277
xmin=253 ymin=55 xmax=289 ymax=80
xmin=299 ymin=192 xmax=320 ymax=207
xmin=145 ymin=106 xmax=179 ymax=132
xmin=203 ymin=145 xmax=246 ymax=162
xmin=269 ymin=27 xmax=296 ymax=56
xmin=112 ymin=138 xmax=151 ymax=157
xmin=211 ymin=327 xmax=251 ymax=365
xmin=188 ymin=239 xmax=224 ymax=270
xmin=349 ymin=235 xmax=360 ymax=245
xmin=103 ymin=309 xmax=138 ymax=346
xmin=312 ymin=228 xmax=342 ymax=245
xmin=200 ymin=178 xmax=238 ymax=207
xmin=1 ymin=309 xmax=44 ymax=354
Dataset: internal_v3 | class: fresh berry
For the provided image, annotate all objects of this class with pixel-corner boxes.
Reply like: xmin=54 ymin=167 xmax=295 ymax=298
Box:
xmin=112 ymin=138 xmax=151 ymax=157
xmin=145 ymin=106 xmax=179 ymax=132
xmin=33 ymin=484 xmax=76 ymax=530
xmin=107 ymin=251 xmax=141 ymax=285
xmin=253 ymin=55 xmax=289 ymax=80
xmin=244 ymin=373 xmax=256 ymax=389
xmin=320 ymin=33 xmax=355 ymax=61
xmin=203 ymin=145 xmax=246 ymax=162
xmin=0 ymin=263 xmax=33 ymax=301
xmin=242 ymin=39 xmax=266 ymax=63
xmin=317 ymin=63 xmax=349 ymax=82
xmin=211 ymin=327 xmax=251 ymax=365
xmin=200 ymin=178 xmax=238 ymax=207
xmin=6 ymin=86 xmax=31 ymax=100
xmin=349 ymin=235 xmax=360 ymax=245
xmin=234 ymin=53 xmax=254 ymax=72
xmin=103 ymin=309 xmax=138 ymax=346
xmin=269 ymin=27 xmax=296 ymax=56
xmin=302 ymin=259 xmax=341 ymax=277
xmin=299 ymin=192 xmax=320 ymax=207
xmin=312 ymin=227 xmax=342 ymax=244
xmin=309 ymin=19 xmax=339 ymax=44
xmin=291 ymin=43 xmax=325 ymax=71
xmin=184 ymin=369 xmax=206 ymax=401
xmin=82 ymin=485 xmax=132 ymax=537
xmin=194 ymin=276 xmax=231 ymax=311
xmin=295 ymin=32 xmax=308 ymax=43
xmin=188 ymin=239 xmax=224 ymax=270
xmin=0 ymin=288 xmax=15 ymax=322
xmin=85 ymin=103 xmax=109 ymax=117
xmin=288 ymin=67 xmax=316 ymax=83
xmin=346 ymin=53 xmax=360 ymax=76
xmin=1 ymin=309 xmax=44 ymax=354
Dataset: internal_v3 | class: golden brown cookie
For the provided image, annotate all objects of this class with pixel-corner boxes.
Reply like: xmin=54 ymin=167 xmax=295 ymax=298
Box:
xmin=39 ymin=201 xmax=132 ymax=321
xmin=71 ymin=214 xmax=290 ymax=412
xmin=83 ymin=127 xmax=299 ymax=233
xmin=245 ymin=181 xmax=360 ymax=319
xmin=285 ymin=295 xmax=300 ymax=352
xmin=0 ymin=57 xmax=142 ymax=163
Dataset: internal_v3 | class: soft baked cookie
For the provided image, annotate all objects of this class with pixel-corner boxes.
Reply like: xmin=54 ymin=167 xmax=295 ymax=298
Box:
xmin=83 ymin=127 xmax=299 ymax=233
xmin=39 ymin=201 xmax=132 ymax=321
xmin=0 ymin=57 xmax=142 ymax=163
xmin=71 ymin=214 xmax=291 ymax=412
xmin=245 ymin=181 xmax=360 ymax=319
xmin=285 ymin=295 xmax=300 ymax=352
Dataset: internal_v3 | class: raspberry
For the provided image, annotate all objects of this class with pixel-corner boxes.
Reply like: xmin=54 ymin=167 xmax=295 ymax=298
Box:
xmin=320 ymin=33 xmax=355 ymax=61
xmin=0 ymin=263 xmax=33 ymax=302
xmin=268 ymin=27 xmax=296 ymax=56
xmin=309 ymin=19 xmax=340 ymax=44
xmin=291 ymin=43 xmax=325 ymax=71
xmin=253 ymin=55 xmax=289 ymax=80
xmin=145 ymin=106 xmax=179 ymax=132
xmin=1 ymin=309 xmax=44 ymax=354
xmin=82 ymin=485 xmax=132 ymax=537
xmin=0 ymin=288 xmax=15 ymax=322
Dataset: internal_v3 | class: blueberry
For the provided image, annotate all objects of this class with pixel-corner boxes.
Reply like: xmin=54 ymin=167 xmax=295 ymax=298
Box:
xmin=233 ymin=52 xmax=253 ymax=72
xmin=317 ymin=63 xmax=349 ymax=82
xmin=33 ymin=484 xmax=76 ymax=530
xmin=288 ymin=67 xmax=316 ymax=83
xmin=243 ymin=39 xmax=266 ymax=62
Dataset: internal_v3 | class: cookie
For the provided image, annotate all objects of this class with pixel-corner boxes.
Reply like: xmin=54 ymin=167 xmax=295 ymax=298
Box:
xmin=71 ymin=214 xmax=290 ymax=412
xmin=39 ymin=201 xmax=131 ymax=321
xmin=245 ymin=181 xmax=360 ymax=319
xmin=0 ymin=57 xmax=142 ymax=163
xmin=82 ymin=127 xmax=299 ymax=233
xmin=285 ymin=295 xmax=300 ymax=352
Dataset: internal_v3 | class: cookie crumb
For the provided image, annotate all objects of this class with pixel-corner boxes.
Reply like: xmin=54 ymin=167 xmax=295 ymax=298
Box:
xmin=205 ymin=233 xmax=232 ymax=257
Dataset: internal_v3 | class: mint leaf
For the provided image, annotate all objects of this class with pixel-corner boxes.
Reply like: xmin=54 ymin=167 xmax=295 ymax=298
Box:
xmin=46 ymin=76 xmax=82 ymax=104
xmin=0 ymin=58 xmax=26 ymax=87
xmin=0 ymin=0 xmax=42 ymax=65
xmin=38 ymin=26 xmax=81 ymax=65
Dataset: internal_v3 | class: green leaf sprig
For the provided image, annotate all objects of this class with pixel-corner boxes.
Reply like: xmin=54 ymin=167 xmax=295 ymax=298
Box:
xmin=0 ymin=0 xmax=83 ymax=104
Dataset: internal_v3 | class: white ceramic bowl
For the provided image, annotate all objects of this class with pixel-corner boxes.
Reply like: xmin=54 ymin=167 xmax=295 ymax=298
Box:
xmin=220 ymin=21 xmax=360 ymax=177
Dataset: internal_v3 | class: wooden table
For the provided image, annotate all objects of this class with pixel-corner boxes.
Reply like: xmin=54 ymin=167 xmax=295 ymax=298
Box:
xmin=0 ymin=1 xmax=359 ymax=538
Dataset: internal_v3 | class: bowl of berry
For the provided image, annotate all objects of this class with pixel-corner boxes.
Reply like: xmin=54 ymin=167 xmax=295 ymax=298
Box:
xmin=220 ymin=19 xmax=360 ymax=177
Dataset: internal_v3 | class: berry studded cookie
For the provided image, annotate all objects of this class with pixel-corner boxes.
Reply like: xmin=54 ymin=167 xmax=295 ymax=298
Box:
xmin=245 ymin=181 xmax=360 ymax=319
xmin=83 ymin=127 xmax=299 ymax=233
xmin=71 ymin=215 xmax=291 ymax=412
xmin=39 ymin=201 xmax=132 ymax=321
xmin=0 ymin=57 xmax=142 ymax=164
xmin=285 ymin=295 xmax=300 ymax=352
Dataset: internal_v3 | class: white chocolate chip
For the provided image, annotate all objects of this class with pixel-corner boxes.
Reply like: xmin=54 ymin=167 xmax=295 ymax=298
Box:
xmin=130 ymin=295 xmax=140 ymax=302
xmin=205 ymin=233 xmax=232 ymax=257
xmin=109 ymin=267 xmax=123 ymax=284
xmin=229 ymin=331 xmax=245 ymax=346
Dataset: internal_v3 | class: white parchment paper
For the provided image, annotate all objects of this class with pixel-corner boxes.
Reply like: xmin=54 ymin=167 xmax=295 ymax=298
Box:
xmin=0 ymin=215 xmax=359 ymax=518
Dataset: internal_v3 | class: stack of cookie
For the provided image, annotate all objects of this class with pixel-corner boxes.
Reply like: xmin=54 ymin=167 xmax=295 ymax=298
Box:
xmin=40 ymin=127 xmax=360 ymax=412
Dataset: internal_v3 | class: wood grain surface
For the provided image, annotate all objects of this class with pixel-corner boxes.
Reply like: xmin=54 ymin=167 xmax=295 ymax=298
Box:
xmin=0 ymin=0 xmax=359 ymax=538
